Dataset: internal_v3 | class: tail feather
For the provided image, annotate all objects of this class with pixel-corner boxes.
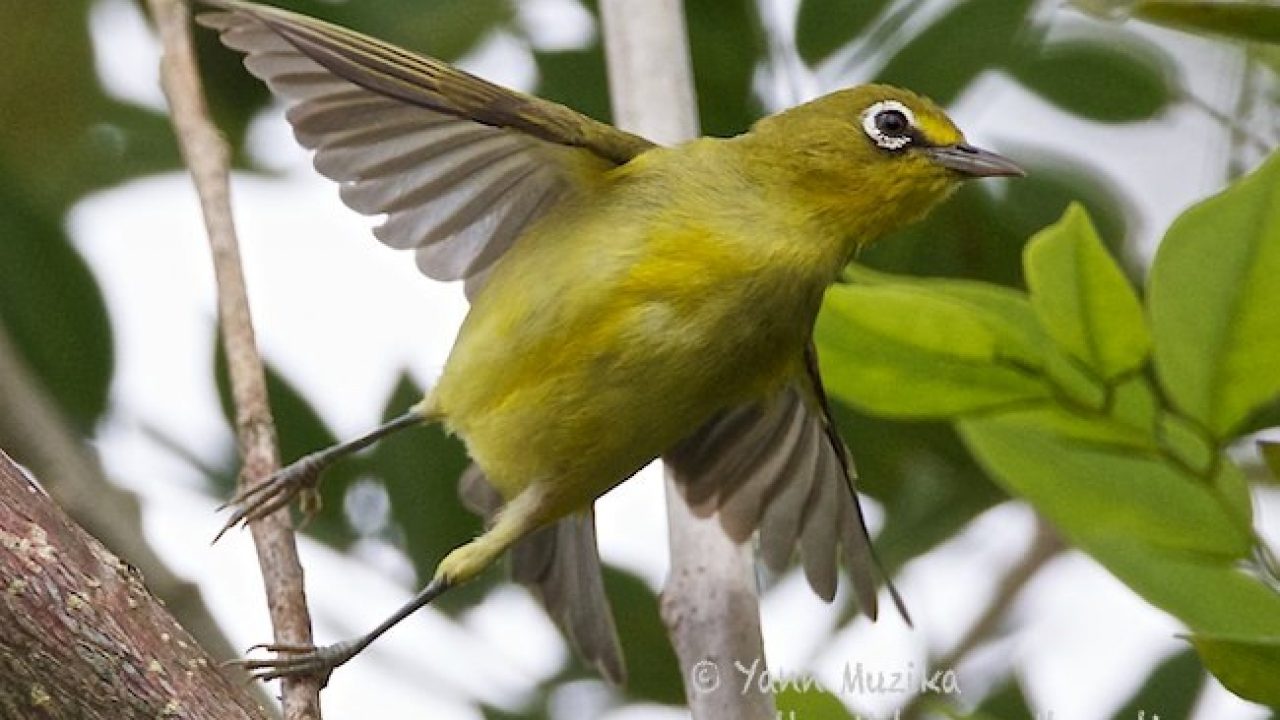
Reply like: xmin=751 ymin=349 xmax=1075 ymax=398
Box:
xmin=458 ymin=466 xmax=626 ymax=684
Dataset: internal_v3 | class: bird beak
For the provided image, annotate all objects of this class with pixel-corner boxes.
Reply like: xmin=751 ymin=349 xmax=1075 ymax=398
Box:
xmin=926 ymin=144 xmax=1025 ymax=178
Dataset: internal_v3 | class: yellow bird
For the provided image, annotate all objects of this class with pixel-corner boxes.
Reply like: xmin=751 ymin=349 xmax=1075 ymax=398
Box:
xmin=200 ymin=0 xmax=1022 ymax=685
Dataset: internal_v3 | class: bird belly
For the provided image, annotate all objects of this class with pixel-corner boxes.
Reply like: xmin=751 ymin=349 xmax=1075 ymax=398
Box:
xmin=432 ymin=224 xmax=823 ymax=517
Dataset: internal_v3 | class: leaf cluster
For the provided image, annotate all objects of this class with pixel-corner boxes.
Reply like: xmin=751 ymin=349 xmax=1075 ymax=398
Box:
xmin=817 ymin=153 xmax=1280 ymax=708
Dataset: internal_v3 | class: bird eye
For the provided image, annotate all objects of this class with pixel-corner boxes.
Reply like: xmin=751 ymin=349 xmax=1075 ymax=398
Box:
xmin=875 ymin=109 xmax=909 ymax=136
xmin=861 ymin=100 xmax=916 ymax=151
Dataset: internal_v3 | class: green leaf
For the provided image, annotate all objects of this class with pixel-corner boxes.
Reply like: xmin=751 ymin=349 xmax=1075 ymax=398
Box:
xmin=962 ymin=414 xmax=1280 ymax=656
xmin=1010 ymin=38 xmax=1175 ymax=123
xmin=1148 ymin=150 xmax=1280 ymax=438
xmin=959 ymin=414 xmax=1253 ymax=558
xmin=482 ymin=701 xmax=552 ymax=720
xmin=685 ymin=0 xmax=763 ymax=136
xmin=1024 ymin=203 xmax=1150 ymax=380
xmin=1188 ymin=635 xmax=1280 ymax=707
xmin=1097 ymin=535 xmax=1280 ymax=637
xmin=876 ymin=0 xmax=1033 ymax=105
xmin=535 ymin=46 xmax=611 ymax=124
xmin=1043 ymin=351 xmax=1108 ymax=411
xmin=817 ymin=283 xmax=1050 ymax=418
xmin=776 ymin=685 xmax=854 ymax=719
xmin=1155 ymin=410 xmax=1216 ymax=477
xmin=1241 ymin=397 xmax=1280 ymax=436
xmin=972 ymin=679 xmax=1035 ymax=719
xmin=844 ymin=265 xmax=1048 ymax=367
xmin=1105 ymin=532 xmax=1280 ymax=632
xmin=0 ymin=179 xmax=112 ymax=431
xmin=794 ymin=0 xmax=888 ymax=65
xmin=1134 ymin=1 xmax=1280 ymax=45
xmin=0 ymin=0 xmax=180 ymax=210
xmin=1109 ymin=650 xmax=1204 ymax=720
xmin=992 ymin=376 xmax=1158 ymax=452
xmin=369 ymin=375 xmax=482 ymax=611
xmin=604 ymin=567 xmax=683 ymax=705
xmin=1262 ymin=441 xmax=1280 ymax=481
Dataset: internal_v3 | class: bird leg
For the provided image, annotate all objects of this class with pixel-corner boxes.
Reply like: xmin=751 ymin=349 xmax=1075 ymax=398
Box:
xmin=236 ymin=577 xmax=452 ymax=684
xmin=215 ymin=410 xmax=425 ymax=540
xmin=235 ymin=486 xmax=547 ymax=683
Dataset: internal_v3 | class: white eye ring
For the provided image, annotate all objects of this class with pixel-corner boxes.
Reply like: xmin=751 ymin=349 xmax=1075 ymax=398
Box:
xmin=862 ymin=100 xmax=915 ymax=151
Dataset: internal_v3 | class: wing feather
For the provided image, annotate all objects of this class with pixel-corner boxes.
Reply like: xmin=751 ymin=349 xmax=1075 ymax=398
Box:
xmin=666 ymin=356 xmax=907 ymax=621
xmin=197 ymin=0 xmax=656 ymax=296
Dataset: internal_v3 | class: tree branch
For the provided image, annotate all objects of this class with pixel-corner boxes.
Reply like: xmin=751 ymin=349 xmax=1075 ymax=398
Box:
xmin=0 ymin=318 xmax=277 ymax=712
xmin=597 ymin=2 xmax=775 ymax=718
xmin=146 ymin=1 xmax=321 ymax=716
xmin=0 ymin=448 xmax=269 ymax=719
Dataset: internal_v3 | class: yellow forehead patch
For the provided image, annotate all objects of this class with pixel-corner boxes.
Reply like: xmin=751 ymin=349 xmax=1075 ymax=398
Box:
xmin=912 ymin=106 xmax=964 ymax=147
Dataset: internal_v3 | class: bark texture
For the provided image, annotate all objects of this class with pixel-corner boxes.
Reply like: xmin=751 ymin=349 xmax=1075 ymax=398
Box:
xmin=0 ymin=449 xmax=269 ymax=720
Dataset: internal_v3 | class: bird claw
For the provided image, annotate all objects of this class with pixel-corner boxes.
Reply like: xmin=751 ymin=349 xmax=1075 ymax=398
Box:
xmin=227 ymin=640 xmax=360 ymax=685
xmin=213 ymin=453 xmax=326 ymax=542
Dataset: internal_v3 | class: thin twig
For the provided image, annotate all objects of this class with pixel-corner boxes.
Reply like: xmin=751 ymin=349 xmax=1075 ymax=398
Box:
xmin=901 ymin=515 xmax=1063 ymax=720
xmin=1182 ymin=89 xmax=1273 ymax=158
xmin=146 ymin=1 xmax=323 ymax=717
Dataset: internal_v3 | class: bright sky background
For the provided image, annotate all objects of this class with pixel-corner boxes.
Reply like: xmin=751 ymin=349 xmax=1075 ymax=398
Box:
xmin=67 ymin=0 xmax=1278 ymax=717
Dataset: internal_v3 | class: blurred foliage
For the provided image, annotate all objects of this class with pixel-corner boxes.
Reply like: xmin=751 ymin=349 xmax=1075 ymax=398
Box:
xmin=369 ymin=375 xmax=491 ymax=611
xmin=213 ymin=344 xmax=361 ymax=547
xmin=2 ymin=0 xmax=1276 ymax=716
xmin=878 ymin=0 xmax=1035 ymax=105
xmin=835 ymin=410 xmax=1005 ymax=576
xmin=0 ymin=178 xmax=113 ymax=432
xmin=599 ymin=568 xmax=683 ymax=704
xmin=1074 ymin=0 xmax=1280 ymax=45
xmin=1190 ymin=635 xmax=1280 ymax=708
xmin=0 ymin=0 xmax=180 ymax=214
xmin=794 ymin=0 xmax=888 ymax=65
xmin=960 ymin=678 xmax=1034 ymax=719
xmin=1008 ymin=37 xmax=1172 ymax=123
xmin=1110 ymin=650 xmax=1206 ymax=720
xmin=776 ymin=685 xmax=856 ymax=719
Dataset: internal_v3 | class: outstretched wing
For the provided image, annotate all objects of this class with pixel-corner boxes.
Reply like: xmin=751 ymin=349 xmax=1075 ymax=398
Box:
xmin=196 ymin=0 xmax=655 ymax=295
xmin=665 ymin=344 xmax=908 ymax=621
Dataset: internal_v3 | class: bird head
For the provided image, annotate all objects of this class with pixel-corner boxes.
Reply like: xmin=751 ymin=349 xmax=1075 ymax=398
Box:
xmin=746 ymin=84 xmax=1022 ymax=246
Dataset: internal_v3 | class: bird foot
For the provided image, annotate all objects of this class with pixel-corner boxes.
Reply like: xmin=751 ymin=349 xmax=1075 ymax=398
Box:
xmin=214 ymin=453 xmax=326 ymax=541
xmin=231 ymin=640 xmax=362 ymax=685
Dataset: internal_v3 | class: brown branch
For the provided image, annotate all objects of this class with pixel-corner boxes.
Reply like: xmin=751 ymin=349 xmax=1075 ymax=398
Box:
xmin=0 ymin=318 xmax=280 ymax=713
xmin=0 ymin=448 xmax=270 ymax=719
xmin=146 ymin=1 xmax=322 ymax=717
